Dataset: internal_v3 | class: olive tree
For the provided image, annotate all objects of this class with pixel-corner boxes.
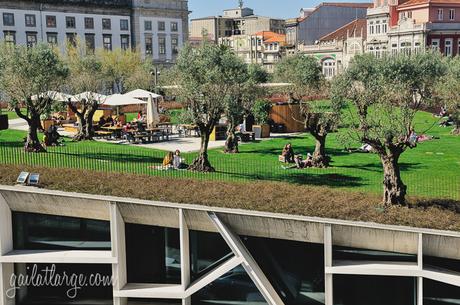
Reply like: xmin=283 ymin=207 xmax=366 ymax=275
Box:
xmin=64 ymin=44 xmax=108 ymax=141
xmin=0 ymin=43 xmax=68 ymax=152
xmin=275 ymin=54 xmax=337 ymax=167
xmin=436 ymin=56 xmax=460 ymax=135
xmin=99 ymin=48 xmax=153 ymax=93
xmin=332 ymin=52 xmax=445 ymax=206
xmin=174 ymin=43 xmax=248 ymax=171
xmin=224 ymin=64 xmax=268 ymax=153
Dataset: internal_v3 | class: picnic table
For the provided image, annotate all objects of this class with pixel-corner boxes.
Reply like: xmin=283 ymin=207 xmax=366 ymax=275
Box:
xmin=101 ymin=126 xmax=123 ymax=138
xmin=124 ymin=127 xmax=170 ymax=144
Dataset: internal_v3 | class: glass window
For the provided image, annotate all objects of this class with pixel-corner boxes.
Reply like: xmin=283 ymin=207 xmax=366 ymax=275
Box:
xmin=120 ymin=19 xmax=129 ymax=31
xmin=125 ymin=223 xmax=180 ymax=284
xmin=121 ymin=34 xmax=130 ymax=50
xmin=85 ymin=34 xmax=95 ymax=53
xmin=16 ymin=263 xmax=113 ymax=304
xmin=102 ymin=18 xmax=111 ymax=30
xmin=12 ymin=212 xmax=111 ymax=250
xmin=407 ymin=11 xmax=412 ymax=18
xmin=334 ymin=275 xmax=416 ymax=305
xmin=438 ymin=8 xmax=444 ymax=20
xmin=431 ymin=38 xmax=440 ymax=50
xmin=47 ymin=32 xmax=58 ymax=45
xmin=3 ymin=13 xmax=14 ymax=26
xmin=159 ymin=36 xmax=166 ymax=55
xmin=84 ymin=17 xmax=94 ymax=29
xmin=3 ymin=31 xmax=15 ymax=45
xmin=26 ymin=32 xmax=37 ymax=48
xmin=449 ymin=9 xmax=455 ymax=20
xmin=424 ymin=279 xmax=460 ymax=305
xmin=171 ymin=37 xmax=179 ymax=54
xmin=46 ymin=15 xmax=56 ymax=28
xmin=333 ymin=245 xmax=416 ymax=262
xmin=145 ymin=36 xmax=153 ymax=54
xmin=25 ymin=14 xmax=36 ymax=27
xmin=66 ymin=33 xmax=77 ymax=47
xmin=103 ymin=34 xmax=112 ymax=50
xmin=445 ymin=38 xmax=453 ymax=56
xmin=171 ymin=21 xmax=178 ymax=32
xmin=66 ymin=16 xmax=76 ymax=29
xmin=158 ymin=21 xmax=166 ymax=31
xmin=144 ymin=20 xmax=152 ymax=31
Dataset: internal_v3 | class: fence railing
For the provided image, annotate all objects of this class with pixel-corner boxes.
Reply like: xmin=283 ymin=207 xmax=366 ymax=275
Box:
xmin=0 ymin=141 xmax=458 ymax=201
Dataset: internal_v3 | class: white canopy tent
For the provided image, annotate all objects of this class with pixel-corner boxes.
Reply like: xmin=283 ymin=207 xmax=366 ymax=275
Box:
xmin=73 ymin=92 xmax=108 ymax=103
xmin=103 ymin=94 xmax=146 ymax=107
xmin=146 ymin=94 xmax=160 ymax=129
xmin=124 ymin=89 xmax=162 ymax=100
xmin=31 ymin=91 xmax=78 ymax=102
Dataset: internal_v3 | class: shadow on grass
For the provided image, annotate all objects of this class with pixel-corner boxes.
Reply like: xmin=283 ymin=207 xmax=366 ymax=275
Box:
xmin=239 ymin=146 xmax=351 ymax=158
xmin=338 ymin=162 xmax=424 ymax=173
xmin=214 ymin=168 xmax=365 ymax=188
xmin=413 ymin=198 xmax=460 ymax=213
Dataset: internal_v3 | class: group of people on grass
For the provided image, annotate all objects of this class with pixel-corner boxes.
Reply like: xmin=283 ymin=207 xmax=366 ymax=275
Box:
xmin=281 ymin=143 xmax=314 ymax=169
xmin=161 ymin=150 xmax=188 ymax=170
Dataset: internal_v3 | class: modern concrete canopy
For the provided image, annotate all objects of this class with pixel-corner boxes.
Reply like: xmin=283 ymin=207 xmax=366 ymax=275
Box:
xmin=0 ymin=185 xmax=459 ymax=305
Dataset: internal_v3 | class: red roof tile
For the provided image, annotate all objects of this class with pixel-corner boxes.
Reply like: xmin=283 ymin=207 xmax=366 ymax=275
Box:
xmin=398 ymin=0 xmax=460 ymax=8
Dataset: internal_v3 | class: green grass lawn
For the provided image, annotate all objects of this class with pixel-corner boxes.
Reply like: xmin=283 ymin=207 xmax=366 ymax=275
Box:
xmin=0 ymin=111 xmax=458 ymax=200
xmin=0 ymin=110 xmax=20 ymax=120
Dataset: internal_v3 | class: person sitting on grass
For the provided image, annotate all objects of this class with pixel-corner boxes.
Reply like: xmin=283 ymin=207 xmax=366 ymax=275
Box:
xmin=281 ymin=143 xmax=295 ymax=163
xmin=282 ymin=153 xmax=313 ymax=169
xmin=162 ymin=151 xmax=174 ymax=167
xmin=173 ymin=150 xmax=188 ymax=169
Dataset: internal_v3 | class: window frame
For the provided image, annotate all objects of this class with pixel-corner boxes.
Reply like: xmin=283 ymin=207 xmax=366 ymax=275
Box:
xmin=66 ymin=16 xmax=76 ymax=29
xmin=3 ymin=13 xmax=15 ymax=26
xmin=171 ymin=21 xmax=178 ymax=32
xmin=158 ymin=21 xmax=166 ymax=31
xmin=25 ymin=14 xmax=36 ymax=27
xmin=103 ymin=34 xmax=112 ymax=51
xmin=102 ymin=18 xmax=111 ymax=30
xmin=3 ymin=30 xmax=16 ymax=45
xmin=120 ymin=19 xmax=129 ymax=31
xmin=84 ymin=17 xmax=94 ymax=30
xmin=46 ymin=15 xmax=56 ymax=28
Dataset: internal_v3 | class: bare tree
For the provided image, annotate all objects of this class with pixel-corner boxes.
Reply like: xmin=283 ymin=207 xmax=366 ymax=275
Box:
xmin=174 ymin=43 xmax=248 ymax=171
xmin=0 ymin=43 xmax=68 ymax=152
xmin=332 ymin=52 xmax=446 ymax=205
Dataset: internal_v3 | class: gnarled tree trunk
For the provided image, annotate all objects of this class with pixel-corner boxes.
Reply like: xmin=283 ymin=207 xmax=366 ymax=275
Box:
xmin=381 ymin=152 xmax=407 ymax=206
xmin=189 ymin=125 xmax=215 ymax=172
xmin=312 ymin=134 xmax=330 ymax=168
xmin=69 ymin=102 xmax=97 ymax=141
xmin=15 ymin=108 xmax=46 ymax=153
xmin=224 ymin=121 xmax=239 ymax=153
xmin=25 ymin=114 xmax=46 ymax=152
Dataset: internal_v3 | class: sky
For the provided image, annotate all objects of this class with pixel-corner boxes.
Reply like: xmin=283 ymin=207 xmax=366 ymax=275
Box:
xmin=189 ymin=0 xmax=369 ymax=20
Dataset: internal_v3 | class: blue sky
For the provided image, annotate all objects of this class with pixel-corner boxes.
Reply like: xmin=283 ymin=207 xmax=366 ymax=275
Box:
xmin=189 ymin=0 xmax=369 ymax=20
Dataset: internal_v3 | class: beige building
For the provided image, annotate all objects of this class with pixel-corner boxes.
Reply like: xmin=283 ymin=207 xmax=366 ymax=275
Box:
xmin=220 ymin=31 xmax=286 ymax=72
xmin=190 ymin=2 xmax=285 ymax=43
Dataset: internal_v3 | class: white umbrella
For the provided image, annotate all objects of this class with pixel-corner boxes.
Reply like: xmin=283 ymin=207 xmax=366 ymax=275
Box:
xmin=73 ymin=92 xmax=107 ymax=103
xmin=124 ymin=89 xmax=162 ymax=100
xmin=146 ymin=94 xmax=160 ymax=129
xmin=103 ymin=94 xmax=147 ymax=107
xmin=31 ymin=91 xmax=78 ymax=102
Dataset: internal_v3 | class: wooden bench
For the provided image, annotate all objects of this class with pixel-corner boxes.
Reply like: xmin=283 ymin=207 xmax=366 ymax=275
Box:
xmin=94 ymin=131 xmax=113 ymax=138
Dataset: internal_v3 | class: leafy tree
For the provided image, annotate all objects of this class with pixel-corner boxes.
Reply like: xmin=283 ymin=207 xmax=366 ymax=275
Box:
xmin=224 ymin=64 xmax=268 ymax=153
xmin=63 ymin=44 xmax=108 ymax=141
xmin=275 ymin=54 xmax=336 ymax=167
xmin=98 ymin=48 xmax=152 ymax=93
xmin=332 ymin=52 xmax=446 ymax=206
xmin=174 ymin=43 xmax=248 ymax=171
xmin=0 ymin=43 xmax=68 ymax=152
xmin=436 ymin=56 xmax=460 ymax=135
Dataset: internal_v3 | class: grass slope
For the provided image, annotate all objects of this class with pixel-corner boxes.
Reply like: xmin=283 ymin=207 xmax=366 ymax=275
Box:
xmin=0 ymin=111 xmax=458 ymax=200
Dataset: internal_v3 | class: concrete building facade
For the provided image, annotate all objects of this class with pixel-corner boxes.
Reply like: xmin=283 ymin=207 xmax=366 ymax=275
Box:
xmin=189 ymin=3 xmax=284 ymax=44
xmin=0 ymin=0 xmax=189 ymax=64
xmin=0 ymin=186 xmax=459 ymax=305
xmin=297 ymin=2 xmax=372 ymax=45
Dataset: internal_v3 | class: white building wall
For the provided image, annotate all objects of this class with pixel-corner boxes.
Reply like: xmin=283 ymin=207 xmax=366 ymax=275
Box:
xmin=0 ymin=8 xmax=131 ymax=51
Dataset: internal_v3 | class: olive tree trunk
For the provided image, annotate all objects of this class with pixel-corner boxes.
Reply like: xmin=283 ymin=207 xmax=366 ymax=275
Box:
xmin=189 ymin=125 xmax=215 ymax=172
xmin=381 ymin=152 xmax=407 ymax=206
xmin=311 ymin=134 xmax=329 ymax=168
xmin=224 ymin=122 xmax=239 ymax=153
xmin=15 ymin=108 xmax=46 ymax=153
xmin=69 ymin=103 xmax=97 ymax=141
